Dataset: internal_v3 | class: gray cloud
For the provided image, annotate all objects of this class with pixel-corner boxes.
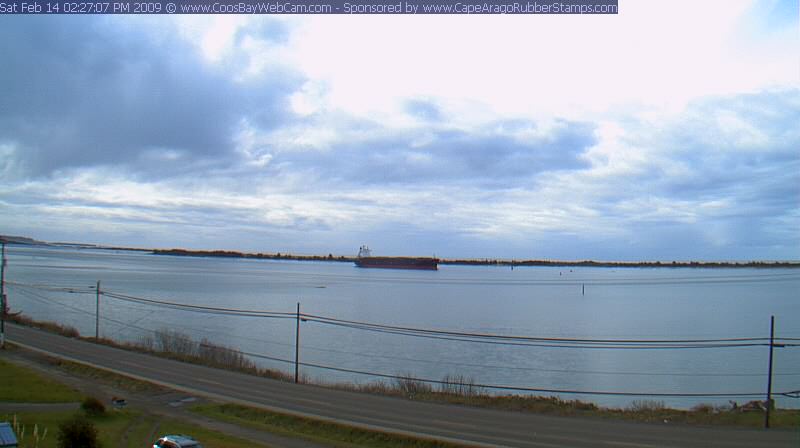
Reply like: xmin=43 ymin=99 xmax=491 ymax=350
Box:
xmin=645 ymin=90 xmax=798 ymax=214
xmin=0 ymin=16 xmax=299 ymax=179
xmin=266 ymin=117 xmax=596 ymax=188
xmin=0 ymin=17 xmax=796 ymax=261
xmin=582 ymin=89 xmax=800 ymax=257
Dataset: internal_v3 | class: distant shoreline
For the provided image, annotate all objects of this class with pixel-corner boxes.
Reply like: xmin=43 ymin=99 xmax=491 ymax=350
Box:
xmin=150 ymin=248 xmax=800 ymax=269
xmin=3 ymin=235 xmax=797 ymax=268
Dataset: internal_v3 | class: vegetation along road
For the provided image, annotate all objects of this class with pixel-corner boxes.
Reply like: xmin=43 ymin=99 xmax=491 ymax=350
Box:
xmin=7 ymin=323 xmax=798 ymax=448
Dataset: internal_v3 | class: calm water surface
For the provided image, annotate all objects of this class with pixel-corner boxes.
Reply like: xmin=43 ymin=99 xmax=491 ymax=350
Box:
xmin=5 ymin=245 xmax=799 ymax=409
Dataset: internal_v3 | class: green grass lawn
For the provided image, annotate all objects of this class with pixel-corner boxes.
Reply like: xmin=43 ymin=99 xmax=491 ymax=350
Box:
xmin=0 ymin=357 xmax=267 ymax=448
xmin=2 ymin=410 xmax=270 ymax=448
xmin=0 ymin=359 xmax=83 ymax=403
xmin=192 ymin=404 xmax=466 ymax=448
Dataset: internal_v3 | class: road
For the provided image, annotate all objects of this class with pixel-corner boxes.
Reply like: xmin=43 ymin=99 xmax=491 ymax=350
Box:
xmin=6 ymin=323 xmax=797 ymax=448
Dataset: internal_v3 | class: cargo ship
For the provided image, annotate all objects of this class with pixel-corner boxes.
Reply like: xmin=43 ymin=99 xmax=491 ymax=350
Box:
xmin=354 ymin=246 xmax=438 ymax=270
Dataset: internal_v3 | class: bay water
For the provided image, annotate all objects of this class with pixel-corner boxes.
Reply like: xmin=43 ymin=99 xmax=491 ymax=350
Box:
xmin=5 ymin=245 xmax=799 ymax=409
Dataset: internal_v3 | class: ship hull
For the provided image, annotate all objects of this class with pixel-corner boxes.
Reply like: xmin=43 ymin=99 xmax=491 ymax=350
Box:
xmin=355 ymin=257 xmax=438 ymax=270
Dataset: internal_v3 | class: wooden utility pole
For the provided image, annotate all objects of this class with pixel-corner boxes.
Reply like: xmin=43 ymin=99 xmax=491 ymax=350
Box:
xmin=294 ymin=302 xmax=301 ymax=383
xmin=1 ymin=242 xmax=6 ymax=348
xmin=95 ymin=280 xmax=101 ymax=340
xmin=764 ymin=315 xmax=775 ymax=429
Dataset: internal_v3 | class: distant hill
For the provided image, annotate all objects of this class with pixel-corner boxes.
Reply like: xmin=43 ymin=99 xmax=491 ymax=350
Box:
xmin=0 ymin=235 xmax=46 ymax=245
xmin=153 ymin=248 xmax=353 ymax=262
xmin=154 ymin=248 xmax=799 ymax=269
xmin=3 ymin=236 xmax=798 ymax=268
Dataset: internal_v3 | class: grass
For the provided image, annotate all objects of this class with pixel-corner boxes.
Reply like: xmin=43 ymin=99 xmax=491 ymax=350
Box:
xmin=338 ymin=378 xmax=598 ymax=414
xmin=156 ymin=417 xmax=274 ymax=448
xmin=0 ymin=358 xmax=83 ymax=403
xmin=50 ymin=357 xmax=168 ymax=395
xmin=598 ymin=401 xmax=800 ymax=428
xmin=3 ymin=410 xmax=268 ymax=448
xmin=7 ymin=314 xmax=80 ymax=338
xmin=192 ymin=403 xmax=470 ymax=448
xmin=1 ymin=348 xmax=474 ymax=448
xmin=0 ymin=357 xmax=267 ymax=448
xmin=337 ymin=379 xmax=800 ymax=429
xmin=9 ymin=314 xmax=293 ymax=382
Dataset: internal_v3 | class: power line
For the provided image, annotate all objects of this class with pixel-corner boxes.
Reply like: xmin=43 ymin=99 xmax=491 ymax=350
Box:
xmin=9 ymin=285 xmax=296 ymax=361
xmin=297 ymin=361 xmax=779 ymax=398
xmin=66 ymin=291 xmax=786 ymax=376
xmin=25 ymin=287 xmax=783 ymax=377
xmin=14 ymin=285 xmax=800 ymax=380
xmin=297 ymin=344 xmax=800 ymax=377
xmin=301 ymin=313 xmax=777 ymax=345
xmin=9 ymin=284 xmax=799 ymax=401
xmin=11 ymin=286 xmax=96 ymax=321
xmin=79 ymin=286 xmax=789 ymax=345
xmin=12 ymin=282 xmax=796 ymax=347
xmin=7 ymin=280 xmax=94 ymax=294
xmin=102 ymin=291 xmax=295 ymax=319
xmin=305 ymin=318 xmax=773 ymax=350
xmin=208 ymin=345 xmax=795 ymax=398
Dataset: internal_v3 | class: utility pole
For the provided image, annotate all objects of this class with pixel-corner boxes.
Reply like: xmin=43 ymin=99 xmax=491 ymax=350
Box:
xmin=1 ymin=242 xmax=6 ymax=349
xmin=764 ymin=315 xmax=775 ymax=429
xmin=95 ymin=280 xmax=101 ymax=340
xmin=295 ymin=302 xmax=301 ymax=383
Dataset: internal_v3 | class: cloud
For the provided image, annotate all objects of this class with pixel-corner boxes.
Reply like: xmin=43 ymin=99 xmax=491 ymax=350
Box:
xmin=0 ymin=16 xmax=299 ymax=179
xmin=570 ymin=89 xmax=800 ymax=256
xmin=285 ymin=1 xmax=797 ymax=120
xmin=404 ymin=99 xmax=443 ymax=122
xmin=0 ymin=10 xmax=797 ymax=261
xmin=258 ymin=115 xmax=595 ymax=187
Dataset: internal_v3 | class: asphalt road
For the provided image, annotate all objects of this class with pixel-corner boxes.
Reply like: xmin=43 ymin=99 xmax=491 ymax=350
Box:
xmin=6 ymin=323 xmax=798 ymax=448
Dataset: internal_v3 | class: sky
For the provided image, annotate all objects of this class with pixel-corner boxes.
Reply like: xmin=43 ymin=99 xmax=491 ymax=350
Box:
xmin=0 ymin=0 xmax=798 ymax=261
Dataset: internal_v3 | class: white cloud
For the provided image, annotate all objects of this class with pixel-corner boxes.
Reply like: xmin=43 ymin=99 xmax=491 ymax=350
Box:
xmin=1 ymin=4 xmax=798 ymax=260
xmin=167 ymin=0 xmax=795 ymax=124
xmin=237 ymin=0 xmax=793 ymax=122
xmin=176 ymin=16 xmax=249 ymax=62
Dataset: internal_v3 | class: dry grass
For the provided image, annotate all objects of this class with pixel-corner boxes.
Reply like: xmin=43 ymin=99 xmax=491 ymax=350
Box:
xmin=192 ymin=403 xmax=470 ymax=448
xmin=9 ymin=314 xmax=80 ymax=338
xmin=136 ymin=329 xmax=292 ymax=382
xmin=10 ymin=314 xmax=292 ymax=382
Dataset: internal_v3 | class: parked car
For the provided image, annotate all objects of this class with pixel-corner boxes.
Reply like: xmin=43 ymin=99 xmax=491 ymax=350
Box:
xmin=153 ymin=435 xmax=203 ymax=448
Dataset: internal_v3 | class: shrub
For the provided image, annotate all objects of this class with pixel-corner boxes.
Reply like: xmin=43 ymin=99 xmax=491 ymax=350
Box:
xmin=439 ymin=374 xmax=484 ymax=397
xmin=691 ymin=403 xmax=716 ymax=414
xmin=198 ymin=339 xmax=257 ymax=371
xmin=139 ymin=334 xmax=155 ymax=351
xmin=154 ymin=328 xmax=197 ymax=356
xmin=394 ymin=374 xmax=432 ymax=396
xmin=57 ymin=414 xmax=101 ymax=448
xmin=61 ymin=325 xmax=81 ymax=338
xmin=627 ymin=400 xmax=666 ymax=412
xmin=81 ymin=396 xmax=106 ymax=416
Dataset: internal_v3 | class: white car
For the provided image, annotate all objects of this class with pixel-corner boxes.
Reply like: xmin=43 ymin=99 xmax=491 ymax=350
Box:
xmin=153 ymin=434 xmax=203 ymax=448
